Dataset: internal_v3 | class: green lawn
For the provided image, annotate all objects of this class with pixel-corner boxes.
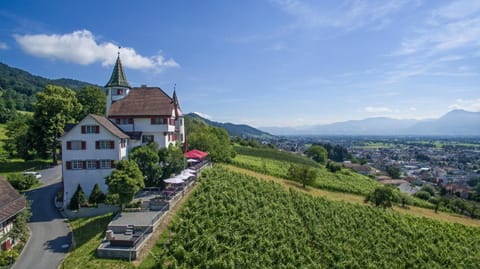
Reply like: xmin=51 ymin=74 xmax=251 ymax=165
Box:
xmin=0 ymin=159 xmax=52 ymax=177
xmin=61 ymin=213 xmax=131 ymax=269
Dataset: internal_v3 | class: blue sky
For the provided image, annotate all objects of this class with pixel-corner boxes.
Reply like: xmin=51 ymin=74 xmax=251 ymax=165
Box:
xmin=1 ymin=0 xmax=480 ymax=127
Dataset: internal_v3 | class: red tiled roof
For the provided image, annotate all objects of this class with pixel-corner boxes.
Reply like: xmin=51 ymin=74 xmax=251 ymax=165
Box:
xmin=0 ymin=177 xmax=26 ymax=223
xmin=108 ymin=87 xmax=175 ymax=117
xmin=185 ymin=149 xmax=208 ymax=159
xmin=90 ymin=114 xmax=129 ymax=139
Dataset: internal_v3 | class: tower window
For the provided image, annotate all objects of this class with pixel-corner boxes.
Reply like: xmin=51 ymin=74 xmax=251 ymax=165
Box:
xmin=116 ymin=89 xmax=123 ymax=95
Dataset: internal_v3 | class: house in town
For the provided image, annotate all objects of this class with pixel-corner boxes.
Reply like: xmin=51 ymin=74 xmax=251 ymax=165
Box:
xmin=60 ymin=55 xmax=185 ymax=208
xmin=0 ymin=177 xmax=27 ymax=251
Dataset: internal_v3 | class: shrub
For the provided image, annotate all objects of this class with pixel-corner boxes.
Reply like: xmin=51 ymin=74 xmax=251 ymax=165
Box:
xmin=415 ymin=191 xmax=431 ymax=201
xmin=68 ymin=184 xmax=87 ymax=210
xmin=326 ymin=161 xmax=342 ymax=173
xmin=88 ymin=183 xmax=106 ymax=204
xmin=7 ymin=173 xmax=38 ymax=191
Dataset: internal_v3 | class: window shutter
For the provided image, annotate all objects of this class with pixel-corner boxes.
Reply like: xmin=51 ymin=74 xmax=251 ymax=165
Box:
xmin=81 ymin=141 xmax=86 ymax=150
xmin=95 ymin=126 xmax=100 ymax=133
xmin=110 ymin=141 xmax=115 ymax=149
xmin=66 ymin=141 xmax=72 ymax=150
xmin=111 ymin=160 xmax=115 ymax=168
xmin=81 ymin=126 xmax=86 ymax=134
xmin=128 ymin=118 xmax=133 ymax=124
xmin=96 ymin=141 xmax=100 ymax=149
xmin=96 ymin=160 xmax=100 ymax=169
xmin=83 ymin=161 xmax=87 ymax=169
xmin=66 ymin=161 xmax=72 ymax=170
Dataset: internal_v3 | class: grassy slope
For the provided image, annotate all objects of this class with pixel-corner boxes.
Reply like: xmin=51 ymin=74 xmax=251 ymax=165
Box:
xmin=225 ymin=164 xmax=480 ymax=227
xmin=61 ymin=213 xmax=130 ymax=269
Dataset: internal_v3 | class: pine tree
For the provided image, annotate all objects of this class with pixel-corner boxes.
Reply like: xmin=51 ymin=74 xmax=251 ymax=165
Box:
xmin=69 ymin=184 xmax=87 ymax=210
xmin=88 ymin=183 xmax=106 ymax=204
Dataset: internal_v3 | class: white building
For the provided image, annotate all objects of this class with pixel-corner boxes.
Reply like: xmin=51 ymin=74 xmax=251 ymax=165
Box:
xmin=60 ymin=55 xmax=185 ymax=208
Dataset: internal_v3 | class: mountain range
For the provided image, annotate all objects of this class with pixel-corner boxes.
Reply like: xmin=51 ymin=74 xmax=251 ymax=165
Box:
xmin=261 ymin=109 xmax=480 ymax=136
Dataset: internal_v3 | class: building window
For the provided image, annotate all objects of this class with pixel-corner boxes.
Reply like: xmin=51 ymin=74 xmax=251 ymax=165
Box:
xmin=96 ymin=140 xmax=115 ymax=149
xmin=72 ymin=160 xmax=83 ymax=170
xmin=115 ymin=118 xmax=133 ymax=124
xmin=86 ymin=160 xmax=97 ymax=170
xmin=142 ymin=135 xmax=154 ymax=144
xmin=116 ymin=88 xmax=123 ymax=95
xmin=121 ymin=139 xmax=126 ymax=148
xmin=150 ymin=117 xmax=164 ymax=125
xmin=81 ymin=125 xmax=99 ymax=134
xmin=100 ymin=160 xmax=114 ymax=169
xmin=66 ymin=140 xmax=86 ymax=150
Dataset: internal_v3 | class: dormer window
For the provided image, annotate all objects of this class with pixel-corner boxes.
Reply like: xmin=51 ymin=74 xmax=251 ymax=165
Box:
xmin=116 ymin=89 xmax=123 ymax=95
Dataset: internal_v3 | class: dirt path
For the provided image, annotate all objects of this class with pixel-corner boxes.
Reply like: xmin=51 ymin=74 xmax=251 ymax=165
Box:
xmin=223 ymin=164 xmax=480 ymax=227
xmin=132 ymin=182 xmax=200 ymax=267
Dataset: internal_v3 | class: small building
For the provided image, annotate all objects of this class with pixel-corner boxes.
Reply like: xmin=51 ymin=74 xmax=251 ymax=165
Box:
xmin=0 ymin=177 xmax=27 ymax=251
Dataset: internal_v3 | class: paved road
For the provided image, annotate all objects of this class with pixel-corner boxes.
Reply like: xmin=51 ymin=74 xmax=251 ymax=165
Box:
xmin=13 ymin=165 xmax=72 ymax=269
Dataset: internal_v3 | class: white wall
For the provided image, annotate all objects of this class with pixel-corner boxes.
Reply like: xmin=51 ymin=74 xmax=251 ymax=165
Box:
xmin=61 ymin=115 xmax=126 ymax=208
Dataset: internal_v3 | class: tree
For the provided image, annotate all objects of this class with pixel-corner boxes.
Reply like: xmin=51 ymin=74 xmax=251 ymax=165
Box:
xmin=287 ymin=164 xmax=318 ymax=188
xmin=420 ymin=184 xmax=436 ymax=197
xmin=386 ymin=166 xmax=401 ymax=179
xmin=105 ymin=160 xmax=145 ymax=208
xmin=4 ymin=114 xmax=35 ymax=160
xmin=188 ymin=125 xmax=235 ymax=162
xmin=365 ymin=186 xmax=395 ymax=209
xmin=69 ymin=184 xmax=87 ymax=210
xmin=76 ymin=86 xmax=106 ymax=120
xmin=31 ymin=85 xmax=82 ymax=164
xmin=160 ymin=144 xmax=186 ymax=179
xmin=129 ymin=144 xmax=163 ymax=187
xmin=88 ymin=183 xmax=106 ymax=204
xmin=305 ymin=145 xmax=328 ymax=164
xmin=9 ymin=202 xmax=31 ymax=243
xmin=414 ymin=191 xmax=431 ymax=201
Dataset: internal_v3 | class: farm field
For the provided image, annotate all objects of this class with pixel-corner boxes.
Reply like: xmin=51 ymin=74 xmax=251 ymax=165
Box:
xmin=141 ymin=167 xmax=480 ymax=268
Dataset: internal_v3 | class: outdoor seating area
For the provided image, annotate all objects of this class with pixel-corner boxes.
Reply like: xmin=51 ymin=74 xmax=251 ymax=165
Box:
xmin=97 ymin=161 xmax=208 ymax=260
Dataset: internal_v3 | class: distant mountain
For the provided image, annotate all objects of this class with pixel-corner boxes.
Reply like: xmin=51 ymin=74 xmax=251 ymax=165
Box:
xmin=407 ymin=110 xmax=480 ymax=136
xmin=261 ymin=110 xmax=480 ymax=136
xmin=0 ymin=62 xmax=100 ymax=111
xmin=187 ymin=113 xmax=274 ymax=138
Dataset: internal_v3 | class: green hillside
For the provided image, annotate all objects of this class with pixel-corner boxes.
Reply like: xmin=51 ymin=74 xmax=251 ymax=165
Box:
xmin=141 ymin=167 xmax=480 ymax=268
xmin=186 ymin=112 xmax=273 ymax=138
xmin=0 ymin=62 xmax=99 ymax=114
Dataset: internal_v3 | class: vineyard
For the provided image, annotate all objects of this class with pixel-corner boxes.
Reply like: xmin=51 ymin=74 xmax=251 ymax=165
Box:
xmin=232 ymin=154 xmax=382 ymax=196
xmin=233 ymin=146 xmax=319 ymax=166
xmin=141 ymin=167 xmax=480 ymax=268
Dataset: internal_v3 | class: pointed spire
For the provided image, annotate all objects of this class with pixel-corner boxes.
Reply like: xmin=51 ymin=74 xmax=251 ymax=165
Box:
xmin=105 ymin=51 xmax=131 ymax=88
xmin=172 ymin=84 xmax=181 ymax=119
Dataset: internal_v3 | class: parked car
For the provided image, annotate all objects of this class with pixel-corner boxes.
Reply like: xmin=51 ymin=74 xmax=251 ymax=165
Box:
xmin=23 ymin=171 xmax=42 ymax=180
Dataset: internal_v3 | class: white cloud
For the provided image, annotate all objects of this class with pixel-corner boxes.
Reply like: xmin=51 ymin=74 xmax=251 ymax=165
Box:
xmin=364 ymin=106 xmax=392 ymax=113
xmin=397 ymin=1 xmax=480 ymax=56
xmin=193 ymin=112 xmax=212 ymax=120
xmin=0 ymin=42 xmax=8 ymax=50
xmin=14 ymin=30 xmax=179 ymax=71
xmin=448 ymin=98 xmax=480 ymax=112
xmin=270 ymin=0 xmax=413 ymax=31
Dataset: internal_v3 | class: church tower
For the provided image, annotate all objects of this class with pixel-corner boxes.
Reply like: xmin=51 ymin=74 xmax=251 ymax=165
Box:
xmin=105 ymin=53 xmax=131 ymax=116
